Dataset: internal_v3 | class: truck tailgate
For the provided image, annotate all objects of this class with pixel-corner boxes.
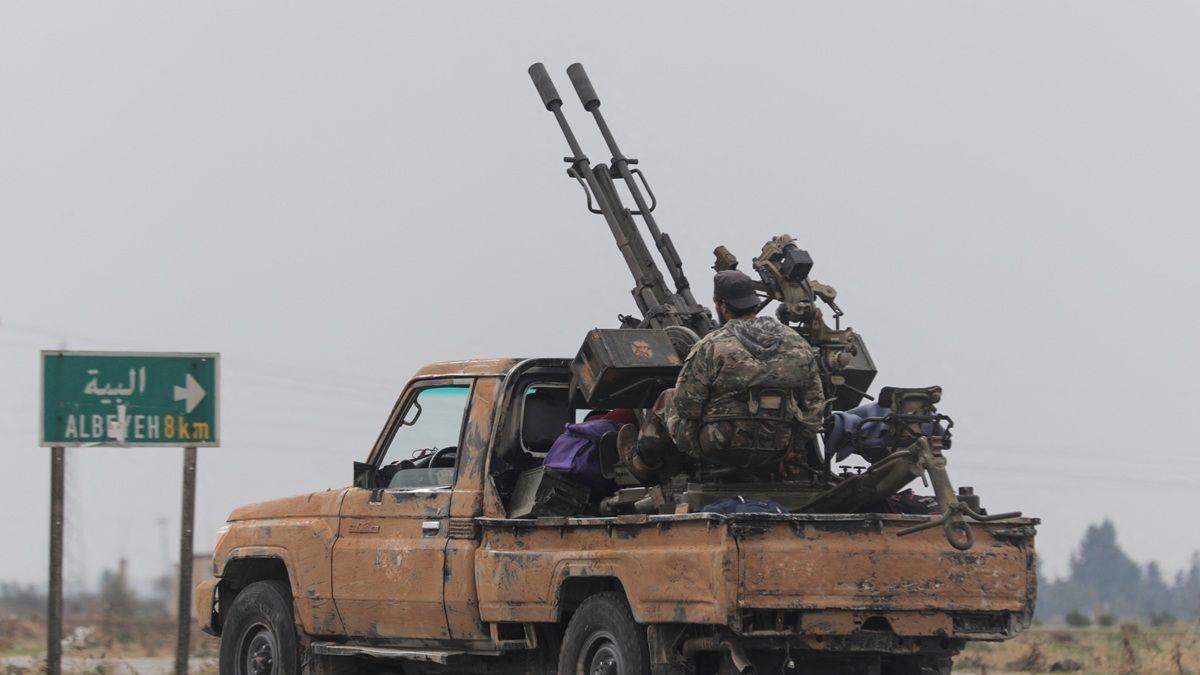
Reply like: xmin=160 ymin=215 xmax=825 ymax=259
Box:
xmin=734 ymin=514 xmax=1036 ymax=629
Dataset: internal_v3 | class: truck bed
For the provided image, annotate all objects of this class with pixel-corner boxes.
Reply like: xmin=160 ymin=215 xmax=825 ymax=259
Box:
xmin=475 ymin=512 xmax=1037 ymax=642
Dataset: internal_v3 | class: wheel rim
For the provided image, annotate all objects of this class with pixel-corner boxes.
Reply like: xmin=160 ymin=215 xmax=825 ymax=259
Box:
xmin=577 ymin=630 xmax=624 ymax=675
xmin=238 ymin=623 xmax=278 ymax=675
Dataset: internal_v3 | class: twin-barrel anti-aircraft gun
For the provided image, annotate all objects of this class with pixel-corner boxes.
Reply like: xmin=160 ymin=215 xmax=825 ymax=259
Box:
xmin=528 ymin=62 xmax=1017 ymax=550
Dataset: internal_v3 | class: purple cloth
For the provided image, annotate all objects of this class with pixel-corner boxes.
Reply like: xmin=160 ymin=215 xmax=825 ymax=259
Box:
xmin=543 ymin=419 xmax=621 ymax=493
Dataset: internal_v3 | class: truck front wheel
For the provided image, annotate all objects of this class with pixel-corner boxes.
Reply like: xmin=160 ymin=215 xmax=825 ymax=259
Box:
xmin=219 ymin=580 xmax=300 ymax=675
xmin=558 ymin=591 xmax=650 ymax=675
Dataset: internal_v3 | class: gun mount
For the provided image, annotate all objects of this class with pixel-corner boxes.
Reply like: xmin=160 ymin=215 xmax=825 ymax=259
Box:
xmin=798 ymin=386 xmax=1021 ymax=550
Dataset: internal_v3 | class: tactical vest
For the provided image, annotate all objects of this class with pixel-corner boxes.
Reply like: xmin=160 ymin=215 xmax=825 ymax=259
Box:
xmin=697 ymin=385 xmax=809 ymax=467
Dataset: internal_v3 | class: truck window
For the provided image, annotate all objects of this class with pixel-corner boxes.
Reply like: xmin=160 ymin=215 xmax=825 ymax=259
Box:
xmin=378 ymin=384 xmax=470 ymax=489
xmin=520 ymin=385 xmax=574 ymax=457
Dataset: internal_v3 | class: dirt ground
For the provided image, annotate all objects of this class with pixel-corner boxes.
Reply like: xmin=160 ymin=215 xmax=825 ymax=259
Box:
xmin=0 ymin=656 xmax=216 ymax=674
xmin=0 ymin=615 xmax=219 ymax=673
xmin=2 ymin=616 xmax=1197 ymax=673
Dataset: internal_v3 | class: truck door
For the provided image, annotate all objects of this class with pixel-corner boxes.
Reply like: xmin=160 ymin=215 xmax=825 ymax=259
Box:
xmin=332 ymin=379 xmax=473 ymax=639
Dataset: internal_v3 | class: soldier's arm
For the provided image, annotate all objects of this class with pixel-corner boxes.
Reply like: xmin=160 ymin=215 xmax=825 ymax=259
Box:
xmin=672 ymin=340 xmax=716 ymax=421
xmin=795 ymin=347 xmax=827 ymax=434
xmin=803 ymin=354 xmax=825 ymax=414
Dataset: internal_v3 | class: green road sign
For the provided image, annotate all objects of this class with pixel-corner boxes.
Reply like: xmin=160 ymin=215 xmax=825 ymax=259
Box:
xmin=41 ymin=351 xmax=219 ymax=447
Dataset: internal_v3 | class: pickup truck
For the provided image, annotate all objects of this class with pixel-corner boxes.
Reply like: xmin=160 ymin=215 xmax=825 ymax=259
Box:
xmin=196 ymin=357 xmax=1038 ymax=675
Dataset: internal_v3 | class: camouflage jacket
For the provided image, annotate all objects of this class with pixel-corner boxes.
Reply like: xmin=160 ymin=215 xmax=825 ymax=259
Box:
xmin=672 ymin=317 xmax=825 ymax=466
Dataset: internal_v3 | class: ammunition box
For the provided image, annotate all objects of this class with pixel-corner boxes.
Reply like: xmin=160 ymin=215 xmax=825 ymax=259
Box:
xmin=572 ymin=329 xmax=683 ymax=408
xmin=508 ymin=467 xmax=592 ymax=519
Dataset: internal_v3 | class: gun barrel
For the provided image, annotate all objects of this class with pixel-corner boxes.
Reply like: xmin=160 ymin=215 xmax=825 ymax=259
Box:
xmin=566 ymin=63 xmax=715 ymax=334
xmin=566 ymin=62 xmax=600 ymax=111
xmin=528 ymin=63 xmax=563 ymax=111
xmin=529 ymin=62 xmax=681 ymax=326
xmin=529 ymin=63 xmax=589 ymax=163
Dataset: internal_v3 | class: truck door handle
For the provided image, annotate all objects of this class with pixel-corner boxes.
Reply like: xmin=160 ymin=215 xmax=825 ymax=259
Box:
xmin=421 ymin=520 xmax=440 ymax=537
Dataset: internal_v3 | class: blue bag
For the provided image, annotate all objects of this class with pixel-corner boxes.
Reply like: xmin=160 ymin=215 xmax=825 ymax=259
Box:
xmin=701 ymin=497 xmax=786 ymax=515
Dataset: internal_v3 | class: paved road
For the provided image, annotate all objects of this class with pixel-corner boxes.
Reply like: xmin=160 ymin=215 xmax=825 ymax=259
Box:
xmin=0 ymin=656 xmax=216 ymax=674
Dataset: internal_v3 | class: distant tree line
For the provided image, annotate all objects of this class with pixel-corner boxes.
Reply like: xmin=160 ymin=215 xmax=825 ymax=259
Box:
xmin=0 ymin=559 xmax=169 ymax=619
xmin=1038 ymin=520 xmax=1200 ymax=623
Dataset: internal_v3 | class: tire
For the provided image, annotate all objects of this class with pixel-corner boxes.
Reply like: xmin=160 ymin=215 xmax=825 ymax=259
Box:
xmin=557 ymin=591 xmax=649 ymax=675
xmin=219 ymin=580 xmax=300 ymax=675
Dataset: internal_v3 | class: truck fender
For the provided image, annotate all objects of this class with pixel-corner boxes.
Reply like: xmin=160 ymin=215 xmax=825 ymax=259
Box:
xmin=217 ymin=547 xmax=308 ymax=633
xmin=551 ymin=564 xmax=631 ymax=622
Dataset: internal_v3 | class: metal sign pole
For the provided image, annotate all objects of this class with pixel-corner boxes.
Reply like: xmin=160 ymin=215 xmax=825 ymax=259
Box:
xmin=47 ymin=446 xmax=65 ymax=675
xmin=174 ymin=446 xmax=197 ymax=675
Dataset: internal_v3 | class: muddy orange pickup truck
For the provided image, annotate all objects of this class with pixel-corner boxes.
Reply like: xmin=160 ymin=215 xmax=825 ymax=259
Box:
xmin=196 ymin=357 xmax=1037 ymax=675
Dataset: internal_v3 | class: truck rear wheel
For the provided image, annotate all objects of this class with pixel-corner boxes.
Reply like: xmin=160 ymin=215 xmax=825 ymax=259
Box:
xmin=558 ymin=591 xmax=649 ymax=675
xmin=219 ymin=580 xmax=300 ymax=675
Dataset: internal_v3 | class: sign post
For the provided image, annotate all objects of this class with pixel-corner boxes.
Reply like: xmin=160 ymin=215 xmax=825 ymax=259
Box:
xmin=47 ymin=447 xmax=64 ymax=675
xmin=175 ymin=446 xmax=197 ymax=675
xmin=40 ymin=351 xmax=219 ymax=675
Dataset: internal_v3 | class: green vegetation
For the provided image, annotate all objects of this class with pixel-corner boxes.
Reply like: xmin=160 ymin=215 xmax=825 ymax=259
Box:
xmin=1064 ymin=610 xmax=1091 ymax=628
xmin=1039 ymin=520 xmax=1200 ymax=623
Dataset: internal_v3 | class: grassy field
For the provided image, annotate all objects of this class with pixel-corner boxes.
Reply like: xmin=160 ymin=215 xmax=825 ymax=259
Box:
xmin=956 ymin=623 xmax=1199 ymax=674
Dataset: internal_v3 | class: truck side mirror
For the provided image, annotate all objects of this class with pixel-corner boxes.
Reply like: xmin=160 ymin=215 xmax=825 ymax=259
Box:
xmin=353 ymin=461 xmax=377 ymax=489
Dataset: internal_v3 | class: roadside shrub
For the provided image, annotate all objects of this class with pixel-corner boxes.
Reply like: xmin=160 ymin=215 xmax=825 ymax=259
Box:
xmin=1119 ymin=624 xmax=1139 ymax=675
xmin=1148 ymin=611 xmax=1175 ymax=628
xmin=1096 ymin=613 xmax=1117 ymax=628
xmin=1064 ymin=610 xmax=1091 ymax=628
xmin=1049 ymin=630 xmax=1075 ymax=643
xmin=1008 ymin=642 xmax=1047 ymax=672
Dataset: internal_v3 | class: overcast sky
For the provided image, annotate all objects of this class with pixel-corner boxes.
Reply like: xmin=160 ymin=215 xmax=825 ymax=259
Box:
xmin=2 ymin=1 xmax=1198 ymax=591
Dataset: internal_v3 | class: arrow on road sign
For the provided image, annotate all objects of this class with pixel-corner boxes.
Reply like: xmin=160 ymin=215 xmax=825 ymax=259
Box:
xmin=108 ymin=404 xmax=128 ymax=444
xmin=174 ymin=374 xmax=207 ymax=413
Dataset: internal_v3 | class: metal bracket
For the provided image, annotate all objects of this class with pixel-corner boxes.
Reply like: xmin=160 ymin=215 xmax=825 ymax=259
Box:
xmin=567 ymin=167 xmax=604 ymax=215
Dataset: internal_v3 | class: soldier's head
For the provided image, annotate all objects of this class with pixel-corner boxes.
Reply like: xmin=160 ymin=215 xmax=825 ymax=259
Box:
xmin=713 ymin=270 xmax=761 ymax=323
